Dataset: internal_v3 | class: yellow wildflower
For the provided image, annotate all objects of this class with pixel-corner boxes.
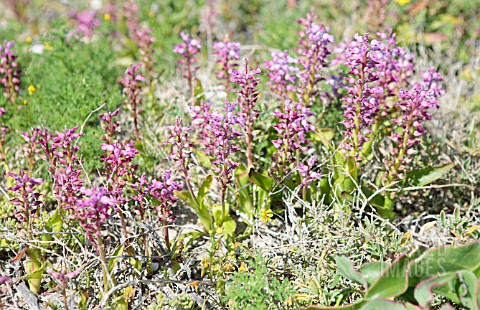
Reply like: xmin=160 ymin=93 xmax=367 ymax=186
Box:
xmin=104 ymin=13 xmax=111 ymax=22
xmin=26 ymin=37 xmax=32 ymax=44
xmin=224 ymin=262 xmax=234 ymax=273
xmin=238 ymin=262 xmax=248 ymax=272
xmin=395 ymin=0 xmax=411 ymax=5
xmin=23 ymin=100 xmax=28 ymax=105
xmin=148 ymin=11 xmax=155 ymax=18
xmin=215 ymin=227 xmax=223 ymax=235
xmin=28 ymin=85 xmax=36 ymax=95
xmin=44 ymin=42 xmax=52 ymax=50
xmin=260 ymin=208 xmax=274 ymax=223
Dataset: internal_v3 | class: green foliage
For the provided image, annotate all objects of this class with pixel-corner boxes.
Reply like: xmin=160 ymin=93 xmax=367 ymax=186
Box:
xmin=224 ymin=255 xmax=297 ymax=309
xmin=304 ymin=241 xmax=480 ymax=309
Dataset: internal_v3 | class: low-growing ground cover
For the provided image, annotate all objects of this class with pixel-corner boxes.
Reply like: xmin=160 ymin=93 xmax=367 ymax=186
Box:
xmin=0 ymin=0 xmax=480 ymax=309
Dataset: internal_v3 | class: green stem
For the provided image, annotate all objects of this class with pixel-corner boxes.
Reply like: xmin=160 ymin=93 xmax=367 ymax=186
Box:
xmin=96 ymin=235 xmax=109 ymax=294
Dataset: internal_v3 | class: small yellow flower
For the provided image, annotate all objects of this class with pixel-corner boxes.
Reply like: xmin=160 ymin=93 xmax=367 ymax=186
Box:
xmin=238 ymin=262 xmax=248 ymax=272
xmin=104 ymin=13 xmax=111 ymax=22
xmin=23 ymin=100 xmax=28 ymax=105
xmin=28 ymin=85 xmax=36 ymax=95
xmin=44 ymin=42 xmax=52 ymax=50
xmin=260 ymin=208 xmax=274 ymax=223
xmin=148 ymin=11 xmax=155 ymax=18
xmin=395 ymin=0 xmax=411 ymax=5
xmin=224 ymin=262 xmax=234 ymax=273
xmin=215 ymin=227 xmax=223 ymax=235
xmin=26 ymin=37 xmax=32 ymax=44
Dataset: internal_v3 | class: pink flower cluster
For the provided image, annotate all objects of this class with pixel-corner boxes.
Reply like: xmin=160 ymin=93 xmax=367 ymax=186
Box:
xmin=75 ymin=187 xmax=115 ymax=236
xmin=390 ymin=81 xmax=441 ymax=159
xmin=174 ymin=32 xmax=202 ymax=98
xmin=297 ymin=12 xmax=334 ymax=104
xmin=149 ymin=170 xmax=183 ymax=223
xmin=34 ymin=126 xmax=85 ymax=211
xmin=0 ymin=41 xmax=21 ymax=102
xmin=263 ymin=50 xmax=298 ymax=101
xmin=214 ymin=37 xmax=241 ymax=94
xmin=67 ymin=10 xmax=100 ymax=41
xmin=7 ymin=170 xmax=43 ymax=224
xmin=191 ymin=102 xmax=242 ymax=189
xmin=272 ymin=102 xmax=315 ymax=153
xmin=271 ymin=101 xmax=316 ymax=177
xmin=120 ymin=63 xmax=145 ymax=140
xmin=341 ymin=33 xmax=415 ymax=153
xmin=298 ymin=156 xmax=321 ymax=187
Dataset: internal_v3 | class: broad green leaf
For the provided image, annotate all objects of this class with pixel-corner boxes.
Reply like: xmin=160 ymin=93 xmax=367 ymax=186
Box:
xmin=46 ymin=209 xmax=63 ymax=233
xmin=249 ymin=170 xmax=273 ymax=191
xmin=335 ymin=256 xmax=366 ymax=286
xmin=113 ymin=297 xmax=128 ymax=310
xmin=403 ymin=162 xmax=454 ymax=187
xmin=300 ymin=301 xmax=364 ymax=310
xmin=175 ymin=190 xmax=211 ymax=231
xmin=26 ymin=248 xmax=44 ymax=294
xmin=198 ymin=175 xmax=213 ymax=205
xmin=107 ymin=245 xmax=124 ymax=273
xmin=414 ymin=273 xmax=456 ymax=308
xmin=194 ymin=78 xmax=206 ymax=105
xmin=360 ymin=300 xmax=410 ymax=310
xmin=365 ymin=255 xmax=410 ymax=300
xmin=235 ymin=165 xmax=254 ymax=218
xmin=433 ymin=270 xmax=479 ymax=308
xmin=212 ymin=204 xmax=223 ymax=226
xmin=222 ymin=216 xmax=236 ymax=237
xmin=408 ymin=241 xmax=480 ymax=287
xmin=193 ymin=149 xmax=211 ymax=168
xmin=134 ymin=140 xmax=145 ymax=153
xmin=361 ymin=186 xmax=385 ymax=209
xmin=359 ymin=261 xmax=389 ymax=287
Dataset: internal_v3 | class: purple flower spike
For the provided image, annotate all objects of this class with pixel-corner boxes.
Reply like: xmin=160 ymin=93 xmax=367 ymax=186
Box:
xmin=271 ymin=101 xmax=315 ymax=178
xmin=121 ymin=63 xmax=145 ymax=141
xmin=174 ymin=32 xmax=202 ymax=100
xmin=214 ymin=37 xmax=240 ymax=95
xmin=191 ymin=101 xmax=242 ymax=189
xmin=0 ymin=40 xmax=21 ymax=102
xmin=149 ymin=170 xmax=183 ymax=223
xmin=296 ymin=11 xmax=334 ymax=105
xmin=7 ymin=170 xmax=43 ymax=228
xmin=264 ymin=50 xmax=298 ymax=101
xmin=232 ymin=62 xmax=261 ymax=166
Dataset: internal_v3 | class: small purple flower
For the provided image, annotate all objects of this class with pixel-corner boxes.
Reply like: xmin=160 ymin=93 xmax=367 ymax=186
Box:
xmin=75 ymin=187 xmax=115 ymax=236
xmin=389 ymin=82 xmax=440 ymax=159
xmin=0 ymin=276 xmax=12 ymax=285
xmin=298 ymin=156 xmax=321 ymax=186
xmin=99 ymin=108 xmax=120 ymax=144
xmin=47 ymin=267 xmax=80 ymax=289
xmin=165 ymin=117 xmax=193 ymax=173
